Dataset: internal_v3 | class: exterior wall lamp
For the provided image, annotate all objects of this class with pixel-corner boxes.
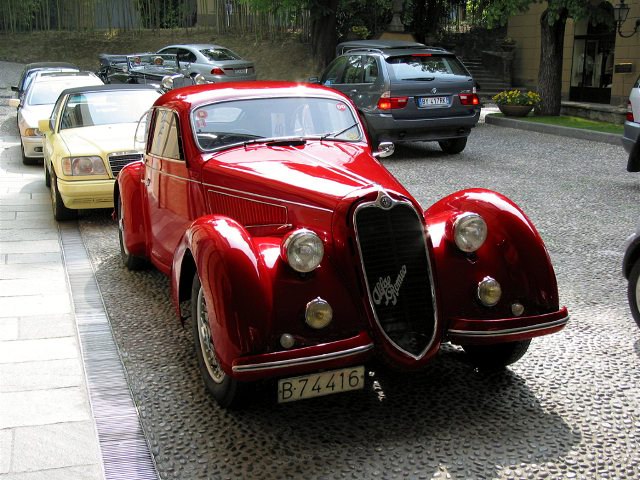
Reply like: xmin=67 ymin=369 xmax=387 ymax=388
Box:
xmin=613 ymin=0 xmax=640 ymax=37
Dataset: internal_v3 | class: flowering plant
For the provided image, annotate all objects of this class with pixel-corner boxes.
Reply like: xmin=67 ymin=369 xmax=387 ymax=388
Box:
xmin=492 ymin=89 xmax=541 ymax=107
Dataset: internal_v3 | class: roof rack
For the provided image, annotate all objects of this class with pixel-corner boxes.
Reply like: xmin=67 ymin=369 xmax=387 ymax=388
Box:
xmin=343 ymin=45 xmax=449 ymax=54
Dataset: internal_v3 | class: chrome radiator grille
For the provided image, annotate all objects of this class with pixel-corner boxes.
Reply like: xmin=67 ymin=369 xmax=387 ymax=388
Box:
xmin=108 ymin=153 xmax=143 ymax=178
xmin=354 ymin=200 xmax=436 ymax=357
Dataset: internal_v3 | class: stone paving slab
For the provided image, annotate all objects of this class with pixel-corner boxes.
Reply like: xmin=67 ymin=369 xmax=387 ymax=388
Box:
xmin=0 ymin=358 xmax=83 ymax=392
xmin=0 ymin=388 xmax=90 ymax=429
xmin=0 ymin=337 xmax=78 ymax=364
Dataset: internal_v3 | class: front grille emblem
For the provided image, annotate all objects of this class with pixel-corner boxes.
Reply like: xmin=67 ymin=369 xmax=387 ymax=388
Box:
xmin=431 ymin=87 xmax=437 ymax=94
xmin=372 ymin=265 xmax=407 ymax=306
xmin=377 ymin=193 xmax=393 ymax=209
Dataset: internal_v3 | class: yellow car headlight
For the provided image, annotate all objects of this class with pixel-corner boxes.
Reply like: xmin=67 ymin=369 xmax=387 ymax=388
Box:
xmin=24 ymin=128 xmax=41 ymax=137
xmin=61 ymin=156 xmax=107 ymax=176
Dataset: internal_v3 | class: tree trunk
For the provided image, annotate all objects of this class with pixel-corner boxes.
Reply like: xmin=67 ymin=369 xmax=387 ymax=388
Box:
xmin=310 ymin=0 xmax=338 ymax=69
xmin=537 ymin=8 xmax=568 ymax=116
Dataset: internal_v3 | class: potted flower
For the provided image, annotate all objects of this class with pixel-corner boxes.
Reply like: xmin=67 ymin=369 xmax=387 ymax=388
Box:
xmin=492 ymin=89 xmax=541 ymax=117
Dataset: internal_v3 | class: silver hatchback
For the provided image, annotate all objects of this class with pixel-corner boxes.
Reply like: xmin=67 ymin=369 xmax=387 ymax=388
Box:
xmin=318 ymin=41 xmax=480 ymax=154
xmin=156 ymin=44 xmax=257 ymax=83
xmin=623 ymin=75 xmax=640 ymax=172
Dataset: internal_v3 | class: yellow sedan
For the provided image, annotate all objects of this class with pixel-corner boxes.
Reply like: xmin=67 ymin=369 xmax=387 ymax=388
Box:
xmin=39 ymin=84 xmax=161 ymax=220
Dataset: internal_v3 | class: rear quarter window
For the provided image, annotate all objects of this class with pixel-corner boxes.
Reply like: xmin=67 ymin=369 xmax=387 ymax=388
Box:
xmin=386 ymin=54 xmax=469 ymax=80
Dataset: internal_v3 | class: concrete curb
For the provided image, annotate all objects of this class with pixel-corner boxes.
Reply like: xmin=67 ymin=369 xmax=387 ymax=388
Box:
xmin=484 ymin=113 xmax=622 ymax=146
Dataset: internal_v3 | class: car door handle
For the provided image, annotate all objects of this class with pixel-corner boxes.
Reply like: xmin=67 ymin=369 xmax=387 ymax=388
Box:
xmin=145 ymin=178 xmax=151 ymax=186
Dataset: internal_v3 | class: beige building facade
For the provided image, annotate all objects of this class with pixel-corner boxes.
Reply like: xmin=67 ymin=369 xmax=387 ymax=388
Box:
xmin=508 ymin=1 xmax=639 ymax=106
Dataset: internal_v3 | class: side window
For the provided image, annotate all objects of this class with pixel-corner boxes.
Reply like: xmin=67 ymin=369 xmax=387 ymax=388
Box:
xmin=178 ymin=49 xmax=196 ymax=63
xmin=160 ymin=47 xmax=177 ymax=55
xmin=321 ymin=56 xmax=348 ymax=86
xmin=340 ymin=55 xmax=364 ymax=84
xmin=363 ymin=56 xmax=379 ymax=84
xmin=149 ymin=109 xmax=183 ymax=160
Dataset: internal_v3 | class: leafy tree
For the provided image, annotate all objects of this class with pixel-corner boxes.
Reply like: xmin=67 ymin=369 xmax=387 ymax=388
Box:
xmin=486 ymin=0 xmax=592 ymax=115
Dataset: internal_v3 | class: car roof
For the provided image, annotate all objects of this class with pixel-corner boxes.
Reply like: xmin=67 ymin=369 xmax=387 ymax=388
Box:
xmin=32 ymin=71 xmax=100 ymax=82
xmin=162 ymin=44 xmax=225 ymax=50
xmin=59 ymin=84 xmax=161 ymax=97
xmin=336 ymin=40 xmax=450 ymax=56
xmin=156 ymin=81 xmax=350 ymax=114
xmin=24 ymin=61 xmax=79 ymax=71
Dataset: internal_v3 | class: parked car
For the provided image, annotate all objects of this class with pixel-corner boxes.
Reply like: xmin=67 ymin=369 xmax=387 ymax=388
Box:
xmin=156 ymin=44 xmax=257 ymax=83
xmin=315 ymin=41 xmax=480 ymax=153
xmin=97 ymin=52 xmax=206 ymax=90
xmin=9 ymin=71 xmax=103 ymax=165
xmin=38 ymin=84 xmax=161 ymax=220
xmin=115 ymin=82 xmax=569 ymax=408
xmin=623 ymin=75 xmax=640 ymax=172
xmin=10 ymin=61 xmax=79 ymax=101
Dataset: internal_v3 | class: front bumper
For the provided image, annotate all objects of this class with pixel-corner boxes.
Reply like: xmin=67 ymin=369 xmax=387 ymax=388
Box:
xmin=364 ymin=109 xmax=481 ymax=142
xmin=22 ymin=135 xmax=44 ymax=158
xmin=446 ymin=307 xmax=569 ymax=345
xmin=231 ymin=331 xmax=374 ymax=381
xmin=56 ymin=177 xmax=115 ymax=210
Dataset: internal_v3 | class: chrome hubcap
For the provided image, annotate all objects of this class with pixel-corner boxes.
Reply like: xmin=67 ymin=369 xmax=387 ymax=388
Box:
xmin=196 ymin=286 xmax=225 ymax=383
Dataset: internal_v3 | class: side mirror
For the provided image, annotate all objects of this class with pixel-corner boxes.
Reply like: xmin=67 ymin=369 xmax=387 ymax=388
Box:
xmin=38 ymin=119 xmax=51 ymax=134
xmin=11 ymin=86 xmax=18 ymax=92
xmin=373 ymin=141 xmax=395 ymax=159
xmin=8 ymin=98 xmax=20 ymax=108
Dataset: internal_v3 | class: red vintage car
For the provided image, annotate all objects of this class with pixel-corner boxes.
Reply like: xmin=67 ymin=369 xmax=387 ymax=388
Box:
xmin=116 ymin=82 xmax=569 ymax=407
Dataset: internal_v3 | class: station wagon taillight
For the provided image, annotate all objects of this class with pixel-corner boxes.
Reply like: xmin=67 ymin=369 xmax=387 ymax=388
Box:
xmin=211 ymin=67 xmax=225 ymax=75
xmin=459 ymin=93 xmax=480 ymax=106
xmin=628 ymin=100 xmax=635 ymax=122
xmin=377 ymin=91 xmax=408 ymax=110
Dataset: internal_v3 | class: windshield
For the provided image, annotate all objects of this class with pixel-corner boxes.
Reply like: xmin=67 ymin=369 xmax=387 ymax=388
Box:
xmin=128 ymin=53 xmax=177 ymax=70
xmin=386 ymin=54 xmax=469 ymax=80
xmin=192 ymin=97 xmax=361 ymax=151
xmin=59 ymin=90 xmax=160 ymax=129
xmin=27 ymin=77 xmax=101 ymax=106
xmin=200 ymin=48 xmax=241 ymax=61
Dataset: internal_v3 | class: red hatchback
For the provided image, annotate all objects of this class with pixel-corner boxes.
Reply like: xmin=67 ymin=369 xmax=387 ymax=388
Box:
xmin=116 ymin=82 xmax=568 ymax=407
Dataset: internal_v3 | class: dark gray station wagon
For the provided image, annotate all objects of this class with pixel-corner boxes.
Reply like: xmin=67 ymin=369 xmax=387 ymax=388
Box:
xmin=319 ymin=41 xmax=480 ymax=154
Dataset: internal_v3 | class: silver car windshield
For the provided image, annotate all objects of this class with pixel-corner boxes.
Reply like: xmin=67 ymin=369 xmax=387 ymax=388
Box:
xmin=192 ymin=97 xmax=361 ymax=151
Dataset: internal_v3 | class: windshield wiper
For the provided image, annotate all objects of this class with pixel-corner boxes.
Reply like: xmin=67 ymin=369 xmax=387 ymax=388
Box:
xmin=243 ymin=136 xmax=307 ymax=148
xmin=320 ymin=122 xmax=359 ymax=141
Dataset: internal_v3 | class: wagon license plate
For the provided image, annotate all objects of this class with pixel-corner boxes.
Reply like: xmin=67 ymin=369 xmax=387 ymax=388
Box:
xmin=277 ymin=366 xmax=365 ymax=403
xmin=418 ymin=96 xmax=449 ymax=107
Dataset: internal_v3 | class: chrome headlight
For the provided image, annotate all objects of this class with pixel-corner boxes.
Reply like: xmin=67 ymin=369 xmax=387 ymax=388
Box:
xmin=305 ymin=297 xmax=333 ymax=329
xmin=61 ymin=156 xmax=107 ymax=176
xmin=478 ymin=276 xmax=501 ymax=306
xmin=282 ymin=229 xmax=324 ymax=273
xmin=193 ymin=73 xmax=206 ymax=85
xmin=454 ymin=213 xmax=487 ymax=253
xmin=161 ymin=75 xmax=175 ymax=90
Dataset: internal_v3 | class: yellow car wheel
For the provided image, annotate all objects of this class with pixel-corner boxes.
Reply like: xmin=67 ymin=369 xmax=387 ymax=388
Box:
xmin=50 ymin=170 xmax=77 ymax=221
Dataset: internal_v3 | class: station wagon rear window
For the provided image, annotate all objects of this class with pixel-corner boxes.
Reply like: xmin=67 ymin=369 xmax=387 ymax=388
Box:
xmin=386 ymin=54 xmax=469 ymax=80
xmin=192 ymin=97 xmax=361 ymax=151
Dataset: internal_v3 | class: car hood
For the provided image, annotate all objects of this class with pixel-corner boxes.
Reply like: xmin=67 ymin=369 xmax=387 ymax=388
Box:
xmin=203 ymin=140 xmax=411 ymax=211
xmin=20 ymin=104 xmax=54 ymax=128
xmin=59 ymin=123 xmax=138 ymax=156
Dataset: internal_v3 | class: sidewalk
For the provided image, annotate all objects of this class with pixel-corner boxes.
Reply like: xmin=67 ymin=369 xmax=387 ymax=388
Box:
xmin=0 ymin=135 xmax=105 ymax=479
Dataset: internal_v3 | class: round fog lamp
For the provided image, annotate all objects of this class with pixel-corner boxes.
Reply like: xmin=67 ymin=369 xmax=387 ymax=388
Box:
xmin=454 ymin=213 xmax=487 ymax=253
xmin=512 ymin=303 xmax=525 ymax=316
xmin=280 ymin=334 xmax=296 ymax=349
xmin=478 ymin=276 xmax=501 ymax=307
xmin=305 ymin=297 xmax=333 ymax=329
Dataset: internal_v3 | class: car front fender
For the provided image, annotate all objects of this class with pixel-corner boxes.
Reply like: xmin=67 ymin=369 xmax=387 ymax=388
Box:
xmin=180 ymin=215 xmax=274 ymax=375
xmin=425 ymin=188 xmax=562 ymax=328
xmin=116 ymin=161 xmax=148 ymax=258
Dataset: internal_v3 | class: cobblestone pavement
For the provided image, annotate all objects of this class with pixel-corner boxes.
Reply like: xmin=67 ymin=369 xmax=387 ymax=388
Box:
xmin=2 ymin=60 xmax=640 ymax=479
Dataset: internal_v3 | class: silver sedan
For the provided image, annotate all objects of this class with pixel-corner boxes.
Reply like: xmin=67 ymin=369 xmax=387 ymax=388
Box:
xmin=156 ymin=44 xmax=257 ymax=83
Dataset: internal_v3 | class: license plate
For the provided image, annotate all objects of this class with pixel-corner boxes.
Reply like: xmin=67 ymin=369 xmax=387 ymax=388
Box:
xmin=277 ymin=366 xmax=365 ymax=403
xmin=235 ymin=68 xmax=248 ymax=74
xmin=418 ymin=96 xmax=449 ymax=107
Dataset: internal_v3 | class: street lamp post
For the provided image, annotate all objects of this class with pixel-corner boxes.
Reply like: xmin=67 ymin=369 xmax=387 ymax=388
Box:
xmin=613 ymin=0 xmax=640 ymax=37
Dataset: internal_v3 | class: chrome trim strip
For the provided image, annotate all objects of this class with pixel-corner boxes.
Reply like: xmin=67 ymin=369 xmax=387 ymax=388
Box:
xmin=353 ymin=193 xmax=438 ymax=361
xmin=207 ymin=188 xmax=288 ymax=212
xmin=448 ymin=315 xmax=570 ymax=338
xmin=231 ymin=343 xmax=374 ymax=373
